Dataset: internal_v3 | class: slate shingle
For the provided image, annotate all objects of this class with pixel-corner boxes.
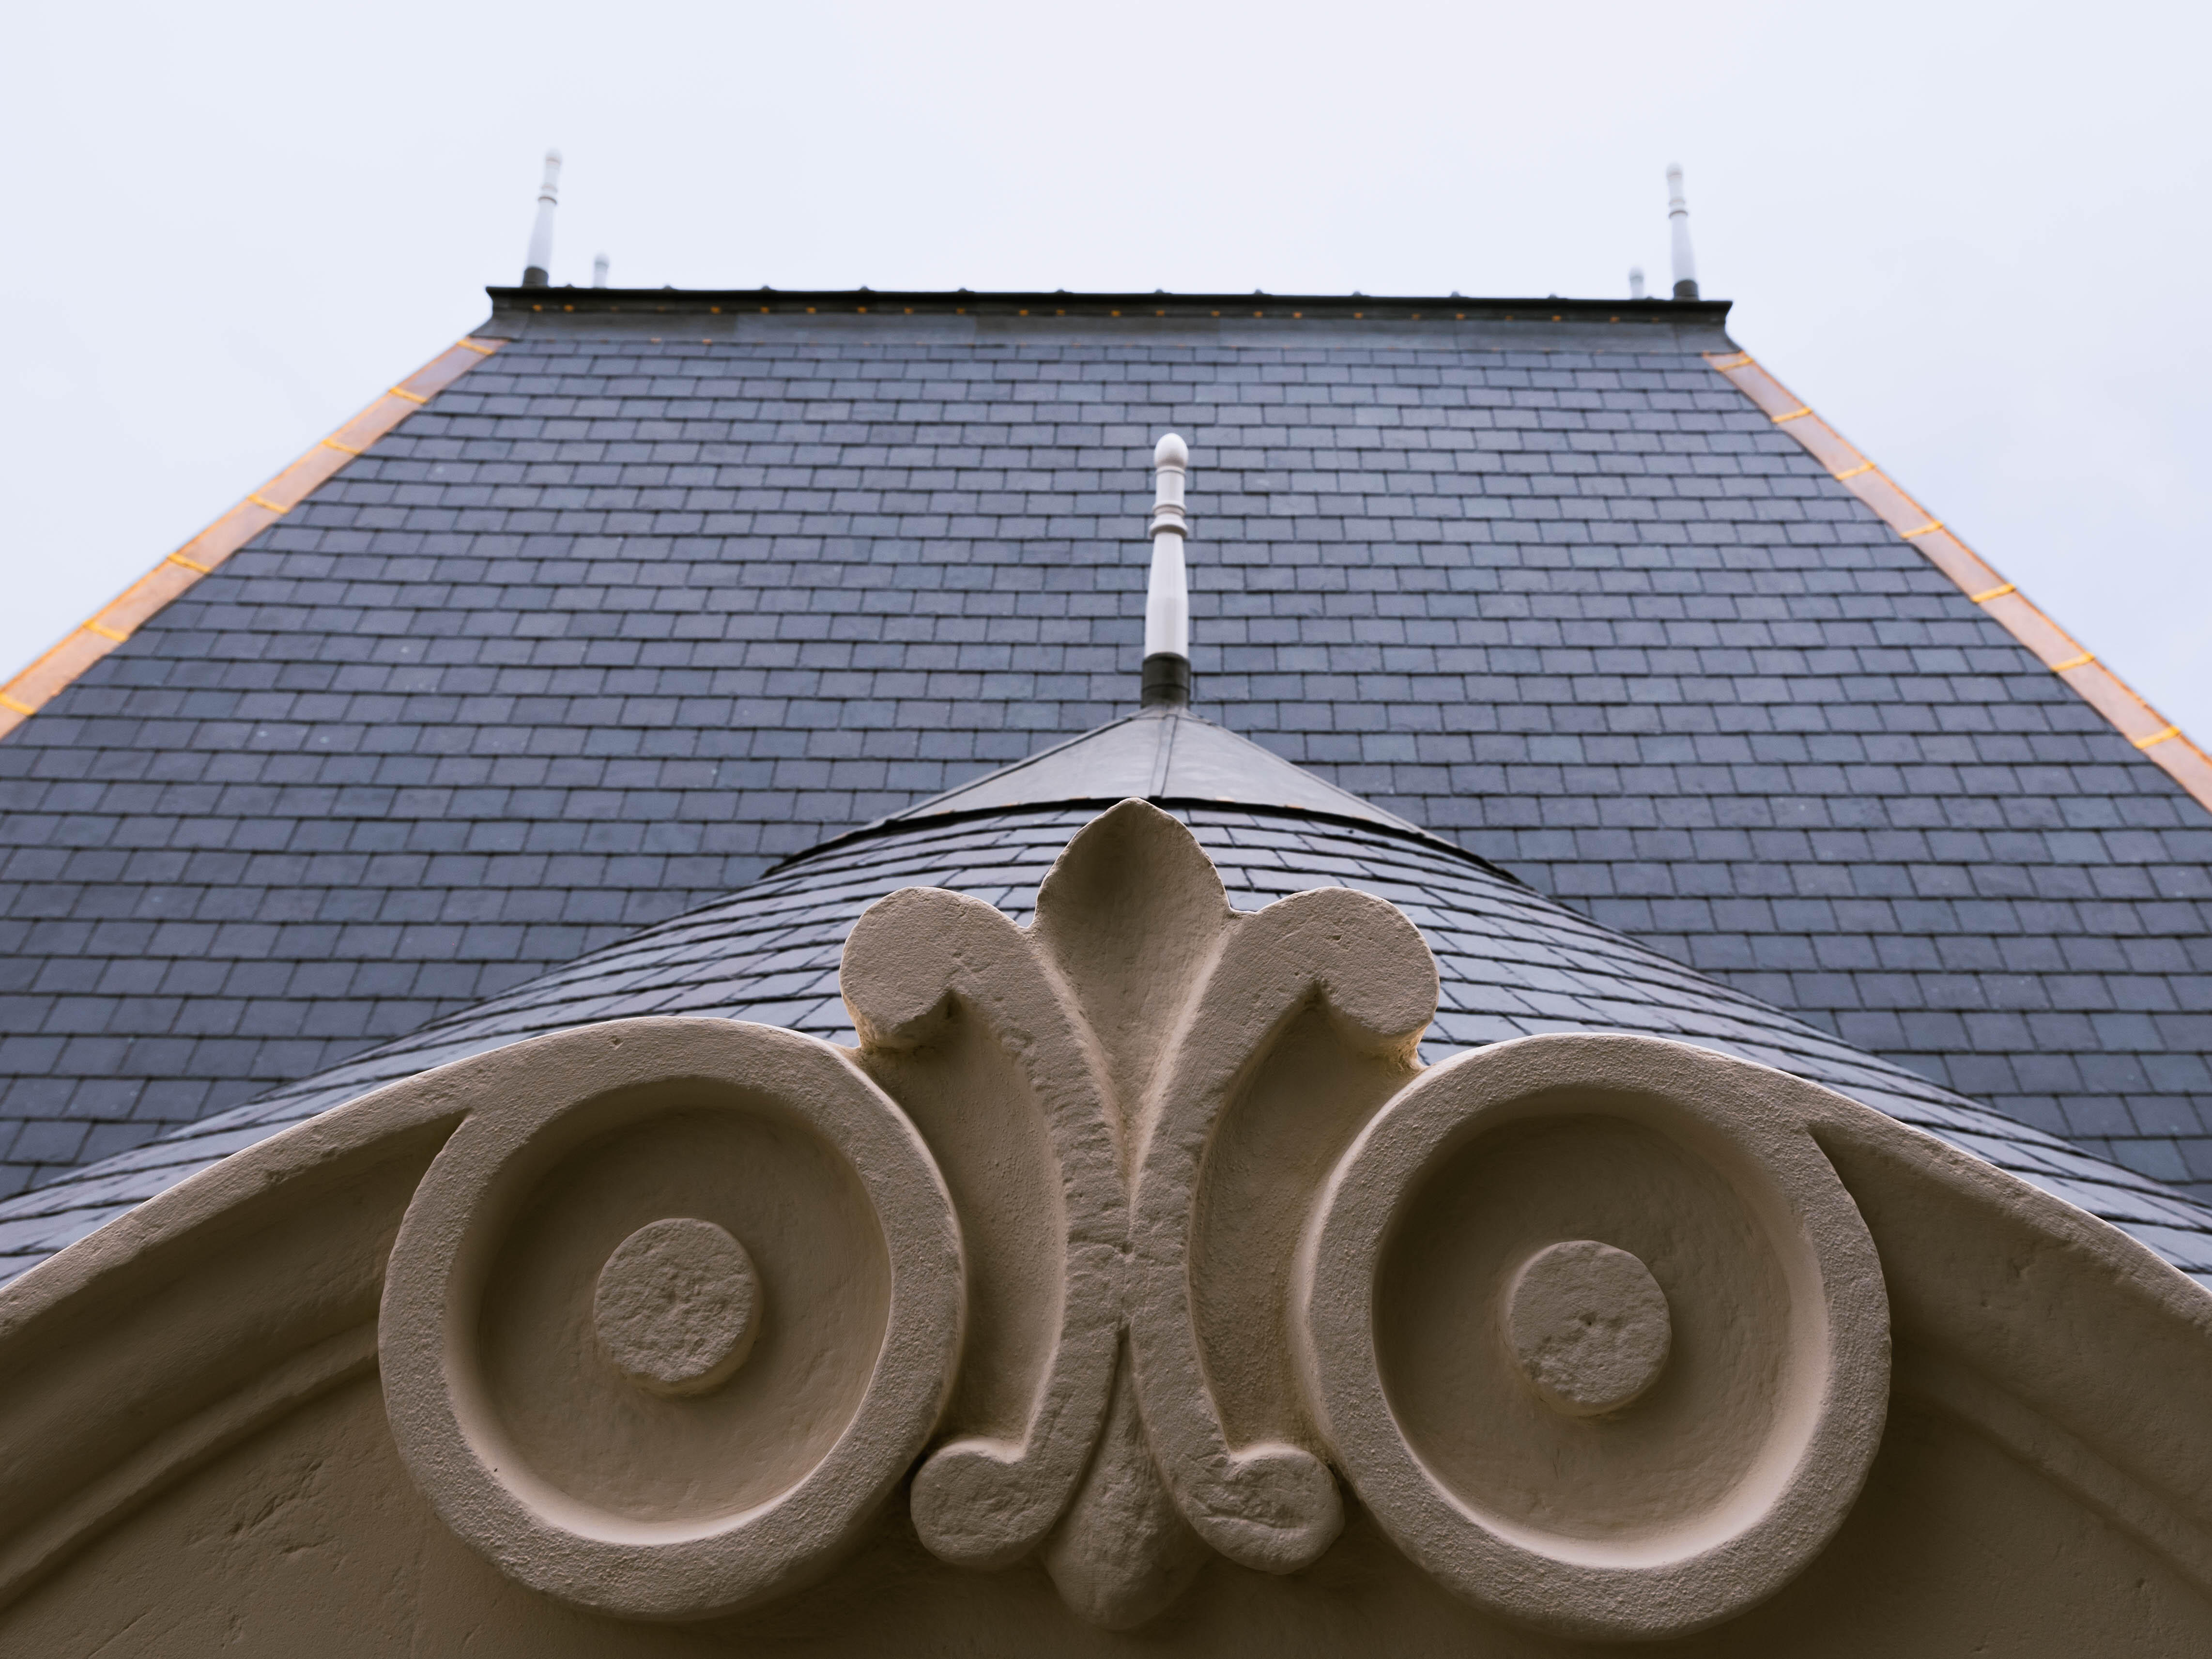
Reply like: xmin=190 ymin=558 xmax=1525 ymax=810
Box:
xmin=0 ymin=300 xmax=2206 ymax=1198
xmin=3 ymin=802 xmax=2203 ymax=1290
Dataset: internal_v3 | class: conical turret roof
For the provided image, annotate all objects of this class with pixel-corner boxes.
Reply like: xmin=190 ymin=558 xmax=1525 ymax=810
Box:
xmin=5 ymin=737 xmax=2207 ymax=1293
xmin=863 ymin=706 xmax=1435 ymax=842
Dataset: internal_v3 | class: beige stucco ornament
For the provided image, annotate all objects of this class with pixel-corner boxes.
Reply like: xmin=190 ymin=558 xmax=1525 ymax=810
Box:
xmin=2 ymin=802 xmax=2212 ymax=1655
xmin=376 ymin=1019 xmax=966 ymax=1618
xmin=1297 ymin=1033 xmax=1890 ymax=1639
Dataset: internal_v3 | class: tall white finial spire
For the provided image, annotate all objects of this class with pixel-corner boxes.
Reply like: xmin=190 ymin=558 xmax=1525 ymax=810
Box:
xmin=1142 ymin=432 xmax=1192 ymax=707
xmin=522 ymin=150 xmax=562 ymax=288
xmin=592 ymin=252 xmax=610 ymax=288
xmin=1666 ymin=163 xmax=1699 ymax=301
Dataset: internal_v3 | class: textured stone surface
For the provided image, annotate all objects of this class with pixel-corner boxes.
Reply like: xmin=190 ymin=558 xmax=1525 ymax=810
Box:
xmin=592 ymin=1217 xmax=761 ymax=1397
xmin=0 ymin=303 xmax=2205 ymax=1198
xmin=1504 ymin=1240 xmax=1673 ymax=1418
xmin=1297 ymin=1035 xmax=1892 ymax=1638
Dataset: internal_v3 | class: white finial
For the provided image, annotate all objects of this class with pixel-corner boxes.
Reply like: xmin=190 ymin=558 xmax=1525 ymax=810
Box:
xmin=1141 ymin=432 xmax=1191 ymax=707
xmin=523 ymin=150 xmax=562 ymax=288
xmin=1628 ymin=265 xmax=1646 ymax=300
xmin=592 ymin=252 xmax=610 ymax=288
xmin=1666 ymin=163 xmax=1699 ymax=300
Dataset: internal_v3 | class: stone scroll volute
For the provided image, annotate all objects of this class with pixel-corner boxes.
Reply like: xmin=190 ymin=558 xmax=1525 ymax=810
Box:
xmin=377 ymin=1019 xmax=965 ymax=1620
xmin=1295 ymin=1032 xmax=1892 ymax=1641
xmin=377 ymin=801 xmax=1894 ymax=1641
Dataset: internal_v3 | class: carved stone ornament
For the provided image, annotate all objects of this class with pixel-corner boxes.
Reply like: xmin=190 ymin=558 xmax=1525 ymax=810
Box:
xmin=377 ymin=1020 xmax=966 ymax=1619
xmin=366 ymin=799 xmax=1897 ymax=1638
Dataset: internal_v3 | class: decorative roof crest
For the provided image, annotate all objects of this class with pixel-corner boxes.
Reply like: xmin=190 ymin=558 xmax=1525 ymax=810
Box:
xmin=1142 ymin=433 xmax=1192 ymax=708
xmin=522 ymin=149 xmax=561 ymax=288
xmin=1668 ymin=163 xmax=1700 ymax=301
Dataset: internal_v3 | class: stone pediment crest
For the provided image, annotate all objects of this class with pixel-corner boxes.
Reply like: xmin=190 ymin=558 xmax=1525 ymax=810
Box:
xmin=374 ymin=800 xmax=1892 ymax=1639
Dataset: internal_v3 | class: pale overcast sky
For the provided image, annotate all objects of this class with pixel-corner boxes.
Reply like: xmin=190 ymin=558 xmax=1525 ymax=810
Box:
xmin=6 ymin=1 xmax=2207 ymax=742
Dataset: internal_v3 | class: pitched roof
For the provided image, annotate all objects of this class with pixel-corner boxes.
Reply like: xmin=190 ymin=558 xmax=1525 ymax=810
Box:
xmin=6 ymin=792 xmax=2205 ymax=1290
xmin=0 ymin=289 xmax=2206 ymax=1203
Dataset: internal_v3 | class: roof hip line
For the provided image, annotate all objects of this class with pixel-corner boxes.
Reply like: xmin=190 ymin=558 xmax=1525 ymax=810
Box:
xmin=1705 ymin=350 xmax=2212 ymax=814
xmin=0 ymin=337 xmax=505 ymax=741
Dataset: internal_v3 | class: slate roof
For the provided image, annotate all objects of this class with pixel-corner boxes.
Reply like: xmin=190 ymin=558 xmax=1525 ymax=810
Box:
xmin=6 ymin=794 xmax=2207 ymax=1291
xmin=865 ymin=703 xmax=1436 ymax=840
xmin=0 ymin=289 xmax=2207 ymax=1202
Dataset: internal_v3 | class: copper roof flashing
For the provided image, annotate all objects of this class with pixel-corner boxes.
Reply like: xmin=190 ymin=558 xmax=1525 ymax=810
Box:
xmin=0 ymin=338 xmax=502 ymax=738
xmin=1708 ymin=350 xmax=2212 ymax=813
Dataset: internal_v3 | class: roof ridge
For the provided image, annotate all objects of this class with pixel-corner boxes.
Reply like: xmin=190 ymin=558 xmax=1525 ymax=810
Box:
xmin=1706 ymin=350 xmax=2212 ymax=814
xmin=0 ymin=335 xmax=505 ymax=740
xmin=483 ymin=286 xmax=1736 ymax=328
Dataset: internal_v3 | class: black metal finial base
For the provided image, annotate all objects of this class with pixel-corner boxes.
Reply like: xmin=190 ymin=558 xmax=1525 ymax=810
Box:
xmin=1141 ymin=653 xmax=1192 ymax=708
xmin=522 ymin=267 xmax=551 ymax=289
xmin=1673 ymin=278 xmax=1700 ymax=301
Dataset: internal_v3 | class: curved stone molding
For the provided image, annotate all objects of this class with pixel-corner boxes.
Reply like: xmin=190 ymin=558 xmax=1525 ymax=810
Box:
xmin=1130 ymin=883 xmax=1438 ymax=1573
xmin=12 ymin=803 xmax=2212 ymax=1652
xmin=842 ymin=885 xmax=1125 ymax=1572
xmin=377 ymin=1019 xmax=964 ymax=1620
xmin=1295 ymin=1032 xmax=1891 ymax=1640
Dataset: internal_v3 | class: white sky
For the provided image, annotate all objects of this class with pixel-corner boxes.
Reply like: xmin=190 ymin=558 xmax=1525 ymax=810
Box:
xmin=6 ymin=1 xmax=2208 ymax=742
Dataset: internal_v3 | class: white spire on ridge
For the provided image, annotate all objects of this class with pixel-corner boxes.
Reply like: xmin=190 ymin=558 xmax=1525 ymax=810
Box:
xmin=523 ymin=150 xmax=562 ymax=288
xmin=1142 ymin=433 xmax=1192 ymax=706
xmin=1628 ymin=266 xmax=1647 ymax=301
xmin=592 ymin=253 xmax=610 ymax=288
xmin=1666 ymin=163 xmax=1699 ymax=301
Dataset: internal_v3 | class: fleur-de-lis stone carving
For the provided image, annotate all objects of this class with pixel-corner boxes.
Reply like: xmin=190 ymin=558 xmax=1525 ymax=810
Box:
xmin=842 ymin=799 xmax=1438 ymax=1626
xmin=378 ymin=799 xmax=1891 ymax=1641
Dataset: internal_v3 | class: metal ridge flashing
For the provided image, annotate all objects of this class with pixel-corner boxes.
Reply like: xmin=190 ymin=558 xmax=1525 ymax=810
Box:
xmin=0 ymin=337 xmax=503 ymax=739
xmin=1707 ymin=350 xmax=2212 ymax=815
xmin=769 ymin=792 xmax=1521 ymax=884
xmin=483 ymin=285 xmax=1733 ymax=326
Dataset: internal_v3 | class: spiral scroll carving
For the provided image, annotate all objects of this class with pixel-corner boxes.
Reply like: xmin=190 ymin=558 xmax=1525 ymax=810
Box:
xmin=1295 ymin=1032 xmax=1891 ymax=1641
xmin=374 ymin=807 xmax=1900 ymax=1641
xmin=378 ymin=1019 xmax=964 ymax=1620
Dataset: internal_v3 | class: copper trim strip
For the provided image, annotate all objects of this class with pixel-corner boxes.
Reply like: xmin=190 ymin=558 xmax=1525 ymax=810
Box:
xmin=1705 ymin=348 xmax=2212 ymax=815
xmin=0 ymin=336 xmax=502 ymax=739
xmin=1772 ymin=407 xmax=1813 ymax=422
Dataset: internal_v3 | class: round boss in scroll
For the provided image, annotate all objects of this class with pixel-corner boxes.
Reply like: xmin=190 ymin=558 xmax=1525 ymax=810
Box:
xmin=1503 ymin=1238 xmax=1672 ymax=1419
xmin=593 ymin=1216 xmax=762 ymax=1397
xmin=1296 ymin=1034 xmax=1889 ymax=1643
xmin=378 ymin=1020 xmax=963 ymax=1621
